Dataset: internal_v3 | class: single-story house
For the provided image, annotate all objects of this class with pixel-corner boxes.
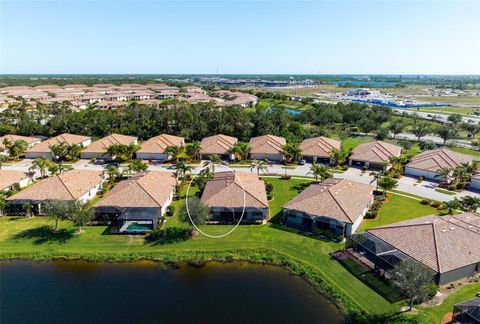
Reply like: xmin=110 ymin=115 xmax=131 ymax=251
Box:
xmin=347 ymin=213 xmax=480 ymax=285
xmin=94 ymin=171 xmax=176 ymax=233
xmin=349 ymin=141 xmax=402 ymax=169
xmin=201 ymin=171 xmax=269 ymax=224
xmin=0 ymin=134 xmax=42 ymax=155
xmin=137 ymin=134 xmax=184 ymax=161
xmin=404 ymin=148 xmax=473 ymax=180
xmin=248 ymin=135 xmax=286 ymax=161
xmin=6 ymin=169 xmax=103 ymax=215
xmin=80 ymin=133 xmax=138 ymax=160
xmin=25 ymin=133 xmax=92 ymax=159
xmin=199 ymin=134 xmax=238 ymax=160
xmin=282 ymin=178 xmax=374 ymax=236
xmin=0 ymin=170 xmax=32 ymax=192
xmin=300 ymin=136 xmax=341 ymax=164
xmin=452 ymin=295 xmax=480 ymax=323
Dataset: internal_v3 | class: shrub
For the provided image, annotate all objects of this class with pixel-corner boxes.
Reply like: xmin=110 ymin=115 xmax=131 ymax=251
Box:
xmin=145 ymin=227 xmax=191 ymax=244
xmin=341 ymin=165 xmax=349 ymax=171
xmin=264 ymin=182 xmax=273 ymax=194
xmin=267 ymin=192 xmax=273 ymax=200
xmin=456 ymin=182 xmax=465 ymax=190
xmin=280 ymin=175 xmax=291 ymax=180
xmin=362 ymin=165 xmax=368 ymax=171
xmin=418 ymin=176 xmax=424 ymax=182
xmin=374 ymin=195 xmax=386 ymax=202
xmin=402 ymin=141 xmax=412 ymax=150
xmin=431 ymin=201 xmax=441 ymax=208
xmin=166 ymin=205 xmax=175 ymax=216
xmin=420 ymin=199 xmax=432 ymax=205
xmin=365 ymin=210 xmax=377 ymax=219
xmin=373 ymin=189 xmax=384 ymax=196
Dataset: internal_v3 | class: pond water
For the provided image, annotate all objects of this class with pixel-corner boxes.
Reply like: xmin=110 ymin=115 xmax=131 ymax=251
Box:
xmin=0 ymin=261 xmax=346 ymax=324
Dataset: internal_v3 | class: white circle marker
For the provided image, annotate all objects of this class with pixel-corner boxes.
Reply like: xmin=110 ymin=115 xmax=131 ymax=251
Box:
xmin=185 ymin=164 xmax=246 ymax=238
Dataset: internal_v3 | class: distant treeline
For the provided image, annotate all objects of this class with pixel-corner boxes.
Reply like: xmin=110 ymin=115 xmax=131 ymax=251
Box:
xmin=0 ymin=100 xmax=392 ymax=142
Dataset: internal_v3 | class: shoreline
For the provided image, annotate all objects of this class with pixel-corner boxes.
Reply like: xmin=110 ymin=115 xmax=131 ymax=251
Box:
xmin=0 ymin=248 xmax=369 ymax=322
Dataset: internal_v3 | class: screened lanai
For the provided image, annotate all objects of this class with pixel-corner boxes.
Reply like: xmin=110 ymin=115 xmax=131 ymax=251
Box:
xmin=453 ymin=296 xmax=480 ymax=324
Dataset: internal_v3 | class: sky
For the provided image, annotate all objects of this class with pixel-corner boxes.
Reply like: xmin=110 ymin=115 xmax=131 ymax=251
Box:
xmin=1 ymin=0 xmax=479 ymax=75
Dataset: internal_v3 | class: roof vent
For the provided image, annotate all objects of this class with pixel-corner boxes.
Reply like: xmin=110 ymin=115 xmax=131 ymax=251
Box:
xmin=449 ymin=227 xmax=456 ymax=230
xmin=441 ymin=229 xmax=448 ymax=233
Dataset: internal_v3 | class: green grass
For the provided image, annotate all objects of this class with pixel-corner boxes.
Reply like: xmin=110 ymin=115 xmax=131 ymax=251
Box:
xmin=0 ymin=176 xmax=403 ymax=319
xmin=358 ymin=193 xmax=437 ymax=231
xmin=415 ymin=283 xmax=480 ymax=323
xmin=435 ymin=188 xmax=457 ymax=196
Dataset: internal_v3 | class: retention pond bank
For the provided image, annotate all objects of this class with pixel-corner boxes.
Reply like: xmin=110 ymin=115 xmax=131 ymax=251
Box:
xmin=0 ymin=260 xmax=345 ymax=324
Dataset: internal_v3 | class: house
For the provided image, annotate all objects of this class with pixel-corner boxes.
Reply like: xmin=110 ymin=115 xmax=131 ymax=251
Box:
xmin=6 ymin=170 xmax=103 ymax=215
xmin=94 ymin=171 xmax=176 ymax=233
xmin=201 ymin=172 xmax=269 ymax=224
xmin=349 ymin=141 xmax=402 ymax=169
xmin=248 ymin=135 xmax=286 ymax=161
xmin=25 ymin=133 xmax=92 ymax=159
xmin=404 ymin=148 xmax=473 ymax=180
xmin=0 ymin=170 xmax=32 ymax=192
xmin=347 ymin=213 xmax=480 ymax=285
xmin=137 ymin=134 xmax=185 ymax=161
xmin=282 ymin=178 xmax=374 ymax=236
xmin=300 ymin=136 xmax=341 ymax=164
xmin=199 ymin=134 xmax=238 ymax=160
xmin=80 ymin=133 xmax=138 ymax=160
xmin=0 ymin=134 xmax=42 ymax=155
xmin=452 ymin=295 xmax=480 ymax=323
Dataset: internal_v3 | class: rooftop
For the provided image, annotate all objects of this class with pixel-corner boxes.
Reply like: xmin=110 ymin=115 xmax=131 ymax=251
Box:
xmin=25 ymin=133 xmax=91 ymax=153
xmin=300 ymin=136 xmax=341 ymax=158
xmin=138 ymin=134 xmax=184 ymax=154
xmin=406 ymin=148 xmax=473 ymax=172
xmin=249 ymin=135 xmax=286 ymax=155
xmin=350 ymin=141 xmax=402 ymax=164
xmin=82 ymin=134 xmax=137 ymax=154
xmin=199 ymin=134 xmax=237 ymax=155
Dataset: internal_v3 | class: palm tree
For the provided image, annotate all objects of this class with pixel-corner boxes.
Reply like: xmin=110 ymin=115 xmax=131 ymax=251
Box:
xmin=452 ymin=166 xmax=469 ymax=184
xmin=203 ymin=154 xmax=221 ymax=173
xmin=175 ymin=160 xmax=193 ymax=180
xmin=50 ymin=142 xmax=69 ymax=161
xmin=281 ymin=143 xmax=302 ymax=164
xmin=7 ymin=140 xmax=28 ymax=160
xmin=22 ymin=202 xmax=33 ymax=218
xmin=377 ymin=176 xmax=398 ymax=195
xmin=250 ymin=159 xmax=268 ymax=175
xmin=460 ymin=196 xmax=480 ymax=213
xmin=164 ymin=145 xmax=184 ymax=163
xmin=66 ymin=144 xmax=82 ymax=161
xmin=307 ymin=163 xmax=332 ymax=183
xmin=29 ymin=157 xmax=52 ymax=178
xmin=0 ymin=193 xmax=6 ymax=217
xmin=229 ymin=142 xmax=250 ymax=162
xmin=434 ymin=167 xmax=452 ymax=184
xmin=125 ymin=143 xmax=140 ymax=161
xmin=389 ymin=156 xmax=406 ymax=173
xmin=329 ymin=148 xmax=348 ymax=166
xmin=185 ymin=141 xmax=201 ymax=162
xmin=48 ymin=163 xmax=60 ymax=176
xmin=0 ymin=155 xmax=7 ymax=170
xmin=105 ymin=144 xmax=126 ymax=161
xmin=125 ymin=159 xmax=148 ymax=175
xmin=442 ymin=199 xmax=460 ymax=215
xmin=103 ymin=164 xmax=121 ymax=183
xmin=369 ymin=170 xmax=385 ymax=190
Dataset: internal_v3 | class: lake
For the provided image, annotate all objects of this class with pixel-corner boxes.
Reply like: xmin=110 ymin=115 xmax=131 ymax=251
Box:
xmin=0 ymin=261 xmax=345 ymax=324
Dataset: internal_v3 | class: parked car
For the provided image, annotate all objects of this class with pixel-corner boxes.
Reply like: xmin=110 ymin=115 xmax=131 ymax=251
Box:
xmin=299 ymin=159 xmax=306 ymax=165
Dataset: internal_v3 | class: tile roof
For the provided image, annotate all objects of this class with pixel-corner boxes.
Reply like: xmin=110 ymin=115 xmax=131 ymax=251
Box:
xmin=406 ymin=148 xmax=473 ymax=173
xmin=199 ymin=134 xmax=238 ymax=155
xmin=283 ymin=178 xmax=373 ymax=224
xmin=138 ymin=134 xmax=184 ymax=154
xmin=0 ymin=170 xmax=30 ymax=191
xmin=249 ymin=135 xmax=286 ymax=155
xmin=95 ymin=171 xmax=176 ymax=208
xmin=7 ymin=170 xmax=103 ymax=201
xmin=201 ymin=171 xmax=268 ymax=209
xmin=0 ymin=134 xmax=41 ymax=150
xmin=25 ymin=133 xmax=91 ymax=154
xmin=300 ymin=136 xmax=341 ymax=158
xmin=367 ymin=213 xmax=480 ymax=273
xmin=350 ymin=141 xmax=402 ymax=164
xmin=81 ymin=134 xmax=137 ymax=154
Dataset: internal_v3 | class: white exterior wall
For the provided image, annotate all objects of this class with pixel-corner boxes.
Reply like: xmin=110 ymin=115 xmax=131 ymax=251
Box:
xmin=404 ymin=166 xmax=439 ymax=180
xmin=18 ymin=177 xmax=32 ymax=189
xmin=25 ymin=151 xmax=54 ymax=159
xmin=137 ymin=153 xmax=169 ymax=161
xmin=77 ymin=182 xmax=102 ymax=204
xmin=250 ymin=153 xmax=283 ymax=161
xmin=80 ymin=152 xmax=111 ymax=160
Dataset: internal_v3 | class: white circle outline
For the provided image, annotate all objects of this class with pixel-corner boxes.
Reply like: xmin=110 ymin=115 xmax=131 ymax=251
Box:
xmin=185 ymin=164 xmax=246 ymax=238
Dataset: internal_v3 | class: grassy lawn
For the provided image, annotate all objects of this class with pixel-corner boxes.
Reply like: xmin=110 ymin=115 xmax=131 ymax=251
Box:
xmin=435 ymin=188 xmax=457 ymax=196
xmin=0 ymin=176 xmax=403 ymax=319
xmin=450 ymin=147 xmax=480 ymax=161
xmin=358 ymin=193 xmax=437 ymax=231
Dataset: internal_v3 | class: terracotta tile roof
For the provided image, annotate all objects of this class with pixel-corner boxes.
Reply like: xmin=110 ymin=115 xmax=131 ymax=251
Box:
xmin=81 ymin=134 xmax=137 ymax=154
xmin=25 ymin=133 xmax=91 ymax=154
xmin=300 ymin=136 xmax=341 ymax=158
xmin=406 ymin=148 xmax=472 ymax=172
xmin=199 ymin=134 xmax=238 ymax=155
xmin=95 ymin=171 xmax=176 ymax=208
xmin=0 ymin=134 xmax=41 ymax=150
xmin=138 ymin=134 xmax=184 ymax=154
xmin=350 ymin=141 xmax=402 ymax=164
xmin=283 ymin=178 xmax=373 ymax=224
xmin=249 ymin=135 xmax=286 ymax=155
xmin=7 ymin=170 xmax=103 ymax=201
xmin=367 ymin=213 xmax=480 ymax=273
xmin=201 ymin=172 xmax=268 ymax=209
xmin=0 ymin=170 xmax=30 ymax=191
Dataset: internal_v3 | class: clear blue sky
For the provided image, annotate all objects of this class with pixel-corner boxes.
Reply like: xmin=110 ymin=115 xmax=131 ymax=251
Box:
xmin=1 ymin=1 xmax=479 ymax=75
